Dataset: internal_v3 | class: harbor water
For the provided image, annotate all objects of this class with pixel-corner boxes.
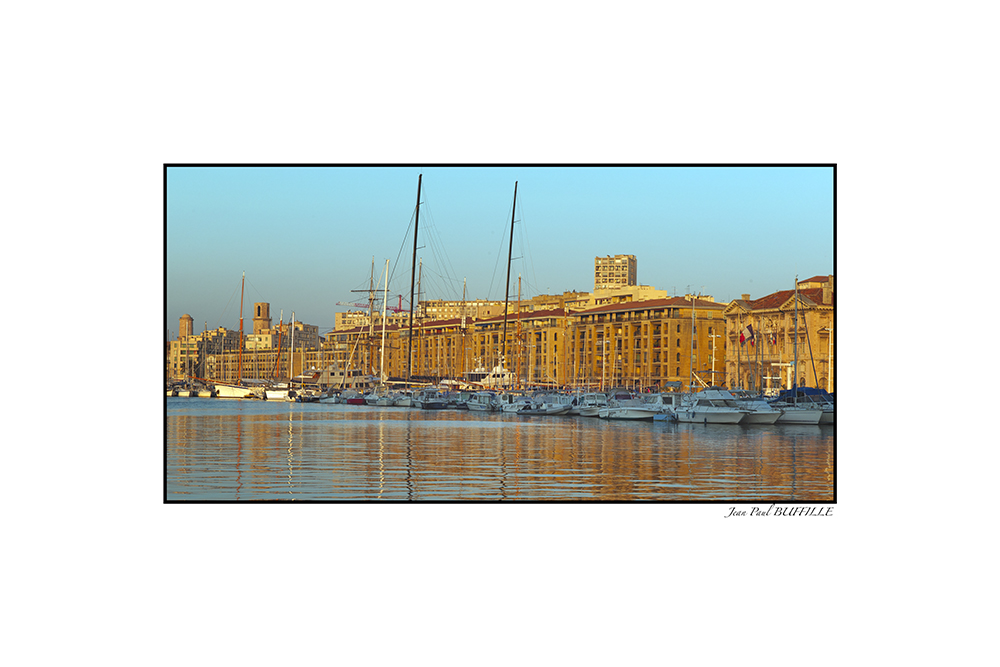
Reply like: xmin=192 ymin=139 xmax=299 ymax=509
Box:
xmin=166 ymin=398 xmax=834 ymax=501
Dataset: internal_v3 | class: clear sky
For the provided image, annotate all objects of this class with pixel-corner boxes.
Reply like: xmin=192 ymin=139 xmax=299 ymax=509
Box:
xmin=166 ymin=165 xmax=833 ymax=337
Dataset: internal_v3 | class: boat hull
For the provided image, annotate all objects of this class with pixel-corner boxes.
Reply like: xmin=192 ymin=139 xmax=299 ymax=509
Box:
xmin=599 ymin=407 xmax=660 ymax=420
xmin=741 ymin=411 xmax=782 ymax=425
xmin=215 ymin=383 xmax=259 ymax=399
xmin=675 ymin=410 xmax=746 ymax=424
xmin=775 ymin=408 xmax=823 ymax=424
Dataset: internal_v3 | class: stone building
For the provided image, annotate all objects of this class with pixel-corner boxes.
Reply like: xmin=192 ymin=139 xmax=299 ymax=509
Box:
xmin=594 ymin=254 xmax=637 ymax=291
xmin=168 ymin=275 xmax=834 ymax=394
xmin=567 ymin=296 xmax=727 ymax=390
xmin=723 ymin=275 xmax=834 ymax=394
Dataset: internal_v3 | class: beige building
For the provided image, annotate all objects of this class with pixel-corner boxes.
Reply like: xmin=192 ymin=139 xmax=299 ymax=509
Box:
xmin=723 ymin=275 xmax=834 ymax=394
xmin=168 ymin=274 xmax=833 ymax=395
xmin=594 ymin=254 xmax=637 ymax=291
xmin=567 ymin=296 xmax=728 ymax=390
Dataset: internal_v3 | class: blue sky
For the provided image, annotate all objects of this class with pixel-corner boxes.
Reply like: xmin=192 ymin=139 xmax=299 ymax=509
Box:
xmin=166 ymin=165 xmax=833 ymax=337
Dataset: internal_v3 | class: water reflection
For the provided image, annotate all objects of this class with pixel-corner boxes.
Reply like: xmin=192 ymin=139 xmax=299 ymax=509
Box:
xmin=166 ymin=399 xmax=834 ymax=501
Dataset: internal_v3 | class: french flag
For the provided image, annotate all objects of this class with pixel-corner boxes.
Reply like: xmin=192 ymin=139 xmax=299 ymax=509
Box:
xmin=740 ymin=324 xmax=754 ymax=345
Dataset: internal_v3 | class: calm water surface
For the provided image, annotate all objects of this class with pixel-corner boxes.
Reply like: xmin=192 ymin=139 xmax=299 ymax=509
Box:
xmin=166 ymin=398 xmax=834 ymax=501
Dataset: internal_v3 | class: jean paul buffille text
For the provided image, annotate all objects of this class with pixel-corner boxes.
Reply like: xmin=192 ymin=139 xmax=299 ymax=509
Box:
xmin=726 ymin=505 xmax=834 ymax=518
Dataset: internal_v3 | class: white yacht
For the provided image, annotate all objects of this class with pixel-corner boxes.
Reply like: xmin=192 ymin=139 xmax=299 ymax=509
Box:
xmin=600 ymin=392 xmax=676 ymax=420
xmin=674 ymin=388 xmax=749 ymax=424
xmin=728 ymin=390 xmax=782 ymax=424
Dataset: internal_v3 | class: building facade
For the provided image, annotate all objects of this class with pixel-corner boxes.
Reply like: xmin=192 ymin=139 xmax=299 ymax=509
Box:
xmin=723 ymin=275 xmax=834 ymax=394
xmin=168 ymin=276 xmax=833 ymax=394
xmin=594 ymin=254 xmax=637 ymax=291
xmin=567 ymin=296 xmax=727 ymax=390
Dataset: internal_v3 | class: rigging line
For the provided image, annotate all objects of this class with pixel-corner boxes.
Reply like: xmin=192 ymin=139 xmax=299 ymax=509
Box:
xmin=420 ymin=199 xmax=461 ymax=301
xmin=215 ymin=280 xmax=241 ymax=329
xmin=245 ymin=276 xmax=266 ymax=304
xmin=511 ymin=192 xmax=538 ymax=298
xmin=487 ymin=194 xmax=517 ymax=300
xmin=388 ymin=206 xmax=418 ymax=295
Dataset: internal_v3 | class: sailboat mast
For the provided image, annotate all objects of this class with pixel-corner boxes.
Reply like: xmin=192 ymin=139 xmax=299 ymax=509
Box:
xmin=793 ymin=275 xmax=799 ymax=402
xmin=380 ymin=259 xmax=389 ymax=384
xmin=501 ymin=181 xmax=517 ymax=370
xmin=407 ymin=174 xmax=422 ymax=383
xmin=238 ymin=271 xmax=245 ymax=384
xmin=276 ymin=311 xmax=283 ymax=379
xmin=460 ymin=277 xmax=467 ymax=378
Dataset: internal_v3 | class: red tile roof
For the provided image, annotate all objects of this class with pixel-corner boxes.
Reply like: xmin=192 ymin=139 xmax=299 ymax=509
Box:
xmin=746 ymin=288 xmax=828 ymax=310
xmin=573 ymin=297 xmax=724 ymax=316
xmin=474 ymin=308 xmax=567 ymax=325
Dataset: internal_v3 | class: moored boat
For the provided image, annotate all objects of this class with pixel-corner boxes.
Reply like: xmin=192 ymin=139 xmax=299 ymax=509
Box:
xmin=674 ymin=388 xmax=749 ymax=424
xmin=466 ymin=391 xmax=498 ymax=411
xmin=728 ymin=389 xmax=782 ymax=424
xmin=574 ymin=392 xmax=609 ymax=417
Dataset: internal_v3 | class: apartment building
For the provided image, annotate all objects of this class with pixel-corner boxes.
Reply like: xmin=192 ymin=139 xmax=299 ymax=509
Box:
xmin=594 ymin=254 xmax=637 ymax=291
xmin=567 ymin=296 xmax=728 ymax=390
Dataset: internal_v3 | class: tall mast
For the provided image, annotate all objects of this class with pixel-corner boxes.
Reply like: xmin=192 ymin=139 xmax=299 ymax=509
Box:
xmin=407 ymin=174 xmax=422 ymax=382
xmin=276 ymin=311 xmax=283 ymax=380
xmin=380 ymin=258 xmax=389 ymax=384
xmin=793 ymin=275 xmax=799 ymax=402
xmin=501 ymin=181 xmax=517 ymax=372
xmin=460 ymin=277 xmax=467 ymax=379
xmin=416 ymin=259 xmax=422 ymax=377
xmin=238 ymin=271 xmax=245 ymax=384
xmin=516 ymin=274 xmax=522 ymax=388
xmin=689 ymin=294 xmax=695 ymax=391
xmin=367 ymin=257 xmax=375 ymax=376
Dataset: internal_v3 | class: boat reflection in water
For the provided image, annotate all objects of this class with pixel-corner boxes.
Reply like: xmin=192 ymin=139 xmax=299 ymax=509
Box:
xmin=166 ymin=399 xmax=834 ymax=502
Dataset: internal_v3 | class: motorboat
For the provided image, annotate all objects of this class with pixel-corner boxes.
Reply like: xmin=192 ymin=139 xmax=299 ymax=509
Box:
xmin=514 ymin=394 xmax=573 ymax=416
xmin=774 ymin=387 xmax=834 ymax=424
xmin=414 ymin=388 xmax=448 ymax=409
xmin=674 ymin=388 xmax=749 ymax=424
xmin=728 ymin=389 xmax=782 ymax=424
xmin=572 ymin=392 xmax=609 ymax=417
xmin=340 ymin=388 xmax=367 ymax=405
xmin=466 ymin=391 xmax=498 ymax=412
xmin=497 ymin=392 xmax=533 ymax=413
xmin=599 ymin=392 xmax=675 ymax=420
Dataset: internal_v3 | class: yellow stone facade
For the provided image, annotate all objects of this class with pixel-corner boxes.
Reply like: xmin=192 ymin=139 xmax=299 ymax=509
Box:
xmin=723 ymin=276 xmax=834 ymax=394
xmin=168 ymin=280 xmax=833 ymax=394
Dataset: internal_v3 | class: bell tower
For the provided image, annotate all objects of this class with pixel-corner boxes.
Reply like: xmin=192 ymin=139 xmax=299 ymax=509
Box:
xmin=253 ymin=302 xmax=272 ymax=334
xmin=179 ymin=314 xmax=194 ymax=339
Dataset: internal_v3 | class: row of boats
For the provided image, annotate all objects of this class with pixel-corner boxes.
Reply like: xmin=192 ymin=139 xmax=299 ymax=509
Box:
xmin=168 ymin=377 xmax=834 ymax=425
xmin=322 ymin=386 xmax=834 ymax=425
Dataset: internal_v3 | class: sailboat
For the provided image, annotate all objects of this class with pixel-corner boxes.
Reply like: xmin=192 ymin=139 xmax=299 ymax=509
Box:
xmin=769 ymin=276 xmax=822 ymax=424
xmin=364 ymin=260 xmax=396 ymax=406
xmin=468 ymin=181 xmax=520 ymax=390
xmin=214 ymin=272 xmax=263 ymax=399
